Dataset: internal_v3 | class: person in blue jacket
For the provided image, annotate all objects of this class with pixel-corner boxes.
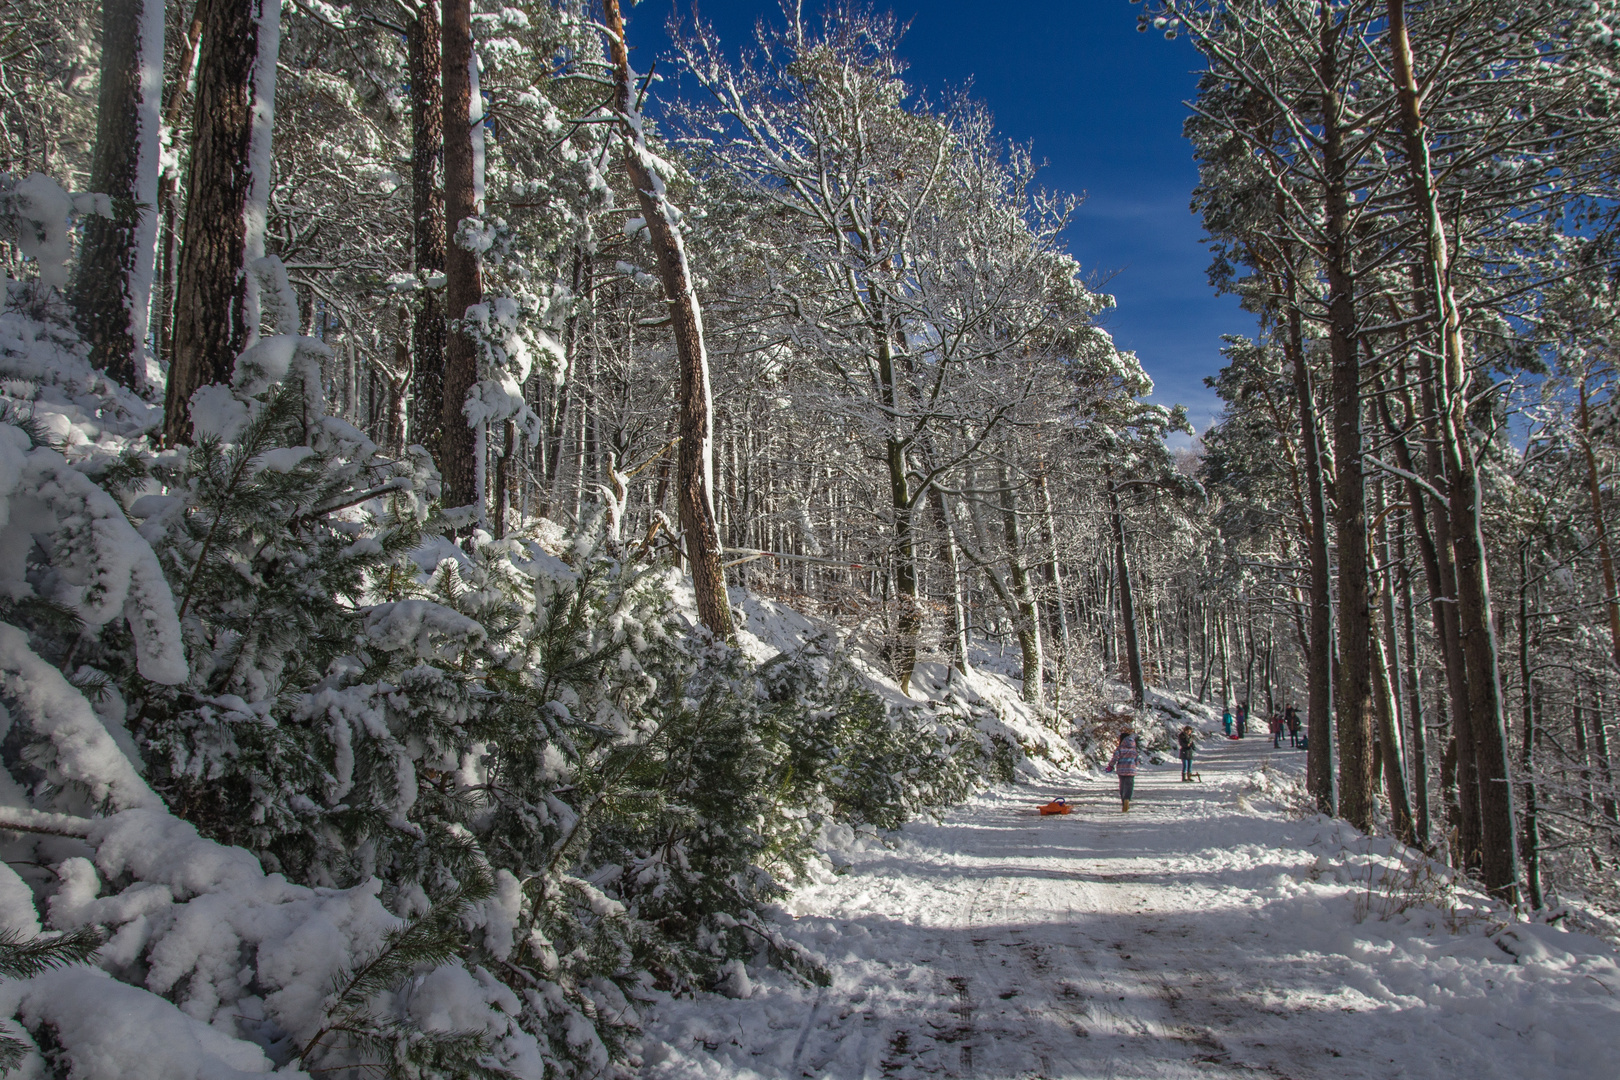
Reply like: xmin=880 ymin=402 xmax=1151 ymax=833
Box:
xmin=1222 ymin=708 xmax=1233 ymax=737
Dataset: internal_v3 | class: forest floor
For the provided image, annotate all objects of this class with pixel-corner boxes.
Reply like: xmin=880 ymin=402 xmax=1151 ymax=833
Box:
xmin=640 ymin=731 xmax=1620 ymax=1079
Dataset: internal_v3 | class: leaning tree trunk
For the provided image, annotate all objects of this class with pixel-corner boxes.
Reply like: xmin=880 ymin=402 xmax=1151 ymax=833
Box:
xmin=602 ymin=0 xmax=733 ymax=641
xmin=439 ymin=0 xmax=482 ymax=513
xmin=1372 ymin=613 xmax=1415 ymax=844
xmin=163 ymin=0 xmax=274 ymax=445
xmin=71 ymin=0 xmax=162 ymax=390
xmin=1319 ymin=16 xmax=1375 ymax=832
xmin=408 ymin=0 xmax=447 ymax=463
xmin=1387 ymin=0 xmax=1519 ymax=902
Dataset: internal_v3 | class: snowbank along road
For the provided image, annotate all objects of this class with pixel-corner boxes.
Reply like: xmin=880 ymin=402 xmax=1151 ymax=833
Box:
xmin=643 ymin=734 xmax=1620 ymax=1079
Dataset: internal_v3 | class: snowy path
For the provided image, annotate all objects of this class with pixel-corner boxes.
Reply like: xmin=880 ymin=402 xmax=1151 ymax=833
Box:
xmin=642 ymin=734 xmax=1620 ymax=1080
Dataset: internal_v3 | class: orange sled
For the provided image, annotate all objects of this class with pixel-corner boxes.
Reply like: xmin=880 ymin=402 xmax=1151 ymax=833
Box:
xmin=1038 ymin=799 xmax=1073 ymax=815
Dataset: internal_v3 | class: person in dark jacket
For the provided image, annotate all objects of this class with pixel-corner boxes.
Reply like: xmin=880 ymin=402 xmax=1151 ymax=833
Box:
xmin=1177 ymin=725 xmax=1196 ymax=781
xmin=1285 ymin=705 xmax=1301 ymax=747
xmin=1105 ymin=729 xmax=1142 ymax=812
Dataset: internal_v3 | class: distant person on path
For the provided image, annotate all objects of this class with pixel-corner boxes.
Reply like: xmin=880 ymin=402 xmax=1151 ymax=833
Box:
xmin=1270 ymin=713 xmax=1284 ymax=748
xmin=1223 ymin=708 xmax=1233 ymax=737
xmin=1177 ymin=725 xmax=1196 ymax=781
xmin=1105 ymin=729 xmax=1141 ymax=812
xmin=1285 ymin=706 xmax=1301 ymax=748
xmin=1235 ymin=704 xmax=1247 ymax=739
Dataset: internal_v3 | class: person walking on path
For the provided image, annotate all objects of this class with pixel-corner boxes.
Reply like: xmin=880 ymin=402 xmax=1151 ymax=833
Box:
xmin=1223 ymin=707 xmax=1233 ymax=737
xmin=1105 ymin=729 xmax=1142 ymax=812
xmin=1177 ymin=725 xmax=1196 ymax=781
xmin=1285 ymin=705 xmax=1301 ymax=748
xmin=1270 ymin=713 xmax=1284 ymax=748
xmin=1235 ymin=704 xmax=1247 ymax=739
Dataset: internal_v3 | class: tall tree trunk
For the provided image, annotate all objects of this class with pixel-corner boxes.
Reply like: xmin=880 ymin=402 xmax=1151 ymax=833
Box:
xmin=870 ymin=308 xmax=920 ymax=692
xmin=1372 ymin=613 xmax=1414 ymax=843
xmin=1001 ymin=461 xmax=1044 ymax=706
xmin=1038 ymin=467 xmax=1071 ymax=684
xmin=408 ymin=0 xmax=447 ymax=462
xmin=72 ymin=0 xmax=163 ymax=390
xmin=439 ymin=0 xmax=482 ymax=512
xmin=155 ymin=7 xmax=204 ymax=380
xmin=1591 ymin=688 xmax=1620 ymax=828
xmin=1286 ymin=261 xmax=1336 ymax=814
xmin=1387 ymin=0 xmax=1519 ymax=901
xmin=1377 ymin=494 xmax=1414 ymax=843
xmin=602 ymin=0 xmax=733 ymax=641
xmin=931 ymin=484 xmax=970 ymax=675
xmin=163 ymin=0 xmax=273 ymax=445
xmin=1384 ymin=355 xmax=1479 ymax=866
xmin=1578 ymin=373 xmax=1620 ymax=738
xmin=1518 ymin=545 xmax=1542 ymax=909
xmin=1320 ymin=13 xmax=1375 ymax=831
xmin=1397 ymin=519 xmax=1431 ymax=847
xmin=1107 ymin=471 xmax=1145 ymax=707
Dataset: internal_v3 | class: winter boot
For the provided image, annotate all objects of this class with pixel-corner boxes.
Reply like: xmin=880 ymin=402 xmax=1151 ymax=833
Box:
xmin=1121 ymin=800 xmax=1130 ymax=813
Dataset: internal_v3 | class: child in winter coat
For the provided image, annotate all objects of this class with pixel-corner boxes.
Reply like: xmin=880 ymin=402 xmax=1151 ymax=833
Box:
xmin=1105 ymin=730 xmax=1141 ymax=812
xmin=1177 ymin=725 xmax=1196 ymax=780
xmin=1222 ymin=709 xmax=1233 ymax=737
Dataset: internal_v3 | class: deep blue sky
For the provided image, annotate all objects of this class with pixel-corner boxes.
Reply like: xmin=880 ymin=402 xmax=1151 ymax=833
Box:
xmin=625 ymin=0 xmax=1247 ymax=438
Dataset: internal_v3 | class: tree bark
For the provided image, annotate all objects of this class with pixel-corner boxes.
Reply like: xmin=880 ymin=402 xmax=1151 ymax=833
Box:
xmin=931 ymin=483 xmax=970 ymax=675
xmin=163 ymin=0 xmax=267 ymax=445
xmin=1397 ymin=518 xmax=1431 ymax=846
xmin=1284 ymin=264 xmax=1336 ymax=814
xmin=1387 ymin=0 xmax=1519 ymax=902
xmin=1107 ymin=471 xmax=1145 ymax=708
xmin=1386 ymin=341 xmax=1479 ymax=867
xmin=1518 ymin=545 xmax=1542 ymax=909
xmin=601 ymin=0 xmax=734 ymax=641
xmin=439 ymin=0 xmax=482 ymax=512
xmin=1319 ymin=12 xmax=1375 ymax=831
xmin=408 ymin=0 xmax=447 ymax=462
xmin=1372 ymin=611 xmax=1414 ymax=844
xmin=72 ymin=0 xmax=162 ymax=390
xmin=1001 ymin=461 xmax=1044 ymax=706
xmin=881 ymin=321 xmax=921 ymax=692
xmin=155 ymin=7 xmax=203 ymax=381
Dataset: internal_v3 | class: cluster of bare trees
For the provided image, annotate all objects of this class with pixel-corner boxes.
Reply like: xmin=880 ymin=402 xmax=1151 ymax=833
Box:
xmin=7 ymin=0 xmax=1195 ymax=696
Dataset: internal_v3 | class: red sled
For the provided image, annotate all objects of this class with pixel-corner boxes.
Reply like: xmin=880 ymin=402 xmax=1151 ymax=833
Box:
xmin=1039 ymin=799 xmax=1073 ymax=815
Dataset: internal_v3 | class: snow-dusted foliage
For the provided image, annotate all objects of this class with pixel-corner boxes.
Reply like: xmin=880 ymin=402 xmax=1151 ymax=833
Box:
xmin=0 ymin=259 xmax=1019 ymax=1075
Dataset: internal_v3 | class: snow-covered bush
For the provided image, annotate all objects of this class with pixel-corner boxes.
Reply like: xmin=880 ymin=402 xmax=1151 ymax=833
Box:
xmin=0 ymin=274 xmax=1021 ymax=1075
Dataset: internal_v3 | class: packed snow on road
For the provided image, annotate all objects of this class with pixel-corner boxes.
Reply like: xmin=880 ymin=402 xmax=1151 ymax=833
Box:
xmin=642 ymin=733 xmax=1620 ymax=1080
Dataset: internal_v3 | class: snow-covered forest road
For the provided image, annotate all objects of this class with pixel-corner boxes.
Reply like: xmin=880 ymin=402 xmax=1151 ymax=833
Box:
xmin=644 ymin=735 xmax=1620 ymax=1080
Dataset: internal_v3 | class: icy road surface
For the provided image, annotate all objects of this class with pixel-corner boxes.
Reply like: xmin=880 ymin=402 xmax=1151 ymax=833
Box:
xmin=642 ymin=735 xmax=1620 ymax=1079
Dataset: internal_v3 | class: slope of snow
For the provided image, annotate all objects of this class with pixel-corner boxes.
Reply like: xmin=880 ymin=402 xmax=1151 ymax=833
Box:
xmin=728 ymin=589 xmax=1080 ymax=775
xmin=639 ymin=734 xmax=1620 ymax=1079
